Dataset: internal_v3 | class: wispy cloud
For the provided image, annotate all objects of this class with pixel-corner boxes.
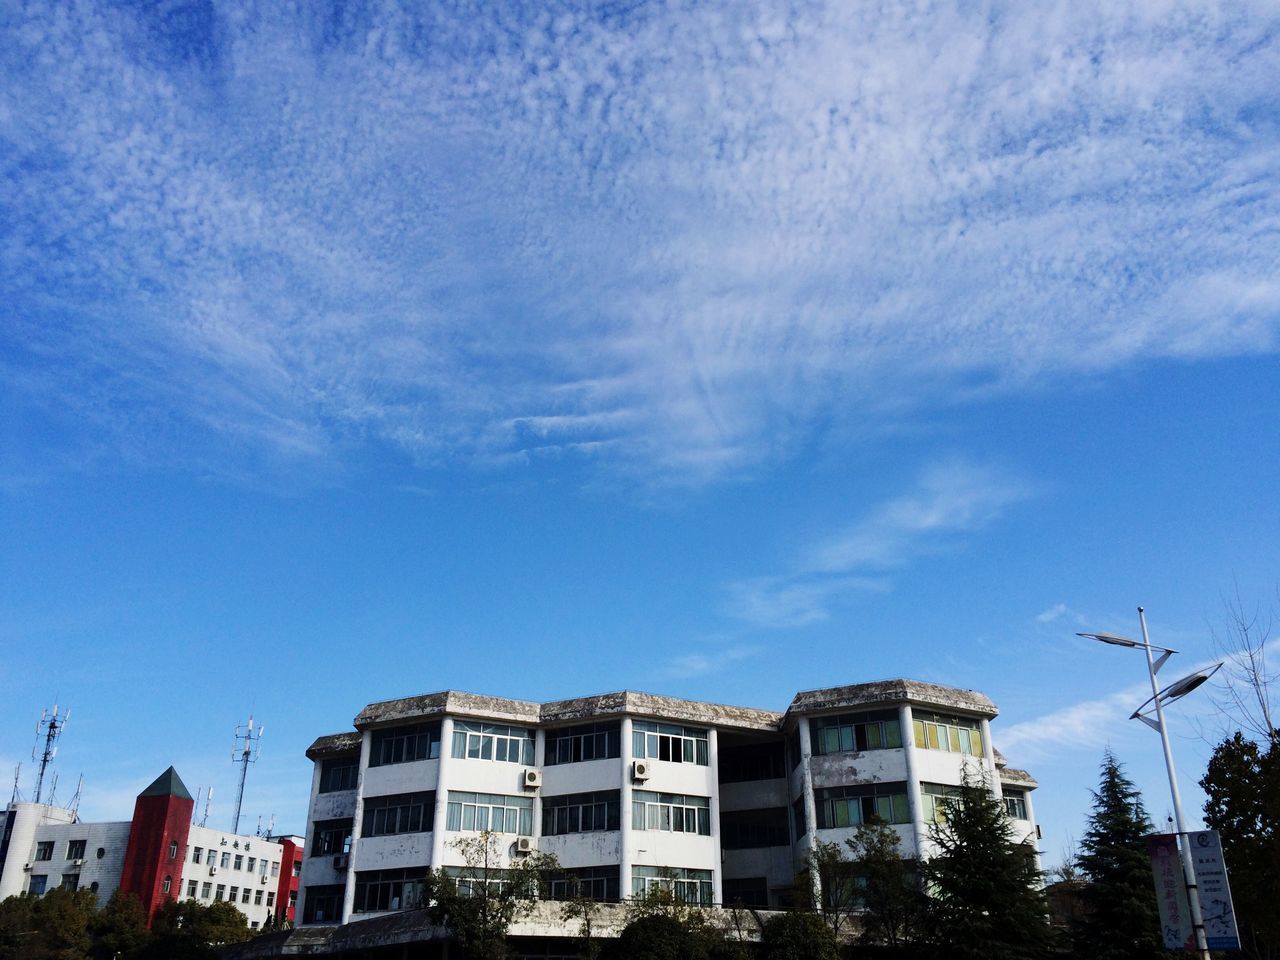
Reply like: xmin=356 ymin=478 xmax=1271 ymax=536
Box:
xmin=725 ymin=460 xmax=1031 ymax=627
xmin=2 ymin=3 xmax=1278 ymax=484
xmin=662 ymin=643 xmax=762 ymax=681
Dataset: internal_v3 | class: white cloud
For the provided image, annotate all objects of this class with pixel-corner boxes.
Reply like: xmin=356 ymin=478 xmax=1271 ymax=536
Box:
xmin=663 ymin=644 xmax=762 ymax=680
xmin=725 ymin=459 xmax=1029 ymax=627
xmin=2 ymin=2 xmax=1278 ymax=483
xmin=1036 ymin=604 xmax=1069 ymax=624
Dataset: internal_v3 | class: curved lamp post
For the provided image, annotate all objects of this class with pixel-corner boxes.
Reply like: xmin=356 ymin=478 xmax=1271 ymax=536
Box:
xmin=1078 ymin=607 xmax=1219 ymax=960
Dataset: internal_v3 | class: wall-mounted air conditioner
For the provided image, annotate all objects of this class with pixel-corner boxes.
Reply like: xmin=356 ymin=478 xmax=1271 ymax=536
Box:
xmin=72 ymin=859 xmax=85 ymax=867
xmin=632 ymin=759 xmax=651 ymax=781
xmin=22 ymin=863 xmax=32 ymax=872
xmin=209 ymin=866 xmax=218 ymax=876
xmin=523 ymin=769 xmax=542 ymax=789
xmin=260 ymin=875 xmax=269 ymax=884
xmin=332 ymin=855 xmax=348 ymax=870
xmin=514 ymin=837 xmax=534 ymax=854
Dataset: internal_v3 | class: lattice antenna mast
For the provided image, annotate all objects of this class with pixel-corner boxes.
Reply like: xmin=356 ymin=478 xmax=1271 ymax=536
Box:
xmin=201 ymin=787 xmax=213 ymax=828
xmin=230 ymin=715 xmax=263 ymax=834
xmin=9 ymin=764 xmax=20 ymax=804
xmin=68 ymin=774 xmax=84 ymax=818
xmin=32 ymin=705 xmax=68 ymax=805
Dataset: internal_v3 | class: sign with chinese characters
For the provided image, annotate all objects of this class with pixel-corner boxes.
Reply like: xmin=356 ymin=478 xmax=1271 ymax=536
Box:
xmin=1189 ymin=830 xmax=1240 ymax=951
xmin=1147 ymin=833 xmax=1194 ymax=951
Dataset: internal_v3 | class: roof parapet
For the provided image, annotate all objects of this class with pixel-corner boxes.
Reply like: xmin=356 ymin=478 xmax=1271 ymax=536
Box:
xmin=785 ymin=678 xmax=998 ymax=719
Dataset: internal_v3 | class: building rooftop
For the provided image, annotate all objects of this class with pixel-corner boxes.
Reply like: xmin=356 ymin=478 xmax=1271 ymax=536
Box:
xmin=786 ymin=678 xmax=998 ymax=718
xmin=138 ymin=766 xmax=193 ymax=800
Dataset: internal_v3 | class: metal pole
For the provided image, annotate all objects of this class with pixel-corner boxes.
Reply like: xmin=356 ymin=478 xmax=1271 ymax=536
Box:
xmin=1138 ymin=607 xmax=1210 ymax=960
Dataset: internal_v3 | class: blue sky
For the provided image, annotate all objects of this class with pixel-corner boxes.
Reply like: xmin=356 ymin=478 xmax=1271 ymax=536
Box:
xmin=2 ymin=0 xmax=1279 ymax=867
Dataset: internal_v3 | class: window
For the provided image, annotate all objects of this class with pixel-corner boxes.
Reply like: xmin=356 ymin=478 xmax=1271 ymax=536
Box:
xmin=266 ymin=891 xmax=276 ymax=907
xmin=921 ymin=783 xmax=962 ymax=823
xmin=369 ymin=723 xmax=441 ymax=767
xmin=169 ymin=840 xmax=178 ymax=860
xmin=723 ymin=877 xmax=769 ymax=908
xmin=303 ymin=884 xmax=344 ymax=923
xmin=319 ymin=757 xmax=359 ymax=792
xmin=34 ymin=841 xmax=53 ymax=861
xmin=1004 ymin=790 xmax=1029 ymax=820
xmin=247 ymin=857 xmax=256 ymax=872
xmin=28 ymin=875 xmax=47 ymax=895
xmin=289 ymin=891 xmax=297 ymax=910
xmin=187 ymin=880 xmax=198 ymax=897
xmin=96 ymin=847 xmax=105 ymax=859
xmin=451 ymin=721 xmax=535 ymax=765
xmin=293 ymin=861 xmax=301 ymax=877
xmin=192 ymin=846 xmax=203 ymax=865
xmin=541 ymin=791 xmax=621 ymax=836
xmin=242 ymin=887 xmax=251 ymax=904
xmin=162 ymin=876 xmax=172 ymax=895
xmin=721 ymin=807 xmax=790 ymax=849
xmin=631 ymin=866 xmax=713 ymax=905
xmin=632 ymin=721 xmax=709 ymax=765
xmin=446 ymin=792 xmax=533 ymax=835
xmin=201 ymin=882 xmax=212 ymax=898
xmin=548 ymin=866 xmax=620 ymax=902
xmin=912 ymin=712 xmax=983 ymax=757
xmin=221 ymin=851 xmax=231 ymax=869
xmin=66 ymin=839 xmax=86 ymax=860
xmin=352 ymin=868 xmax=429 ymax=913
xmin=234 ymin=855 xmax=243 ymax=871
xmin=718 ymin=742 xmax=785 ymax=782
xmin=362 ymin=793 xmax=434 ymax=837
xmin=545 ymin=722 xmax=621 ymax=765
xmin=812 ymin=710 xmax=903 ymax=755
xmin=215 ymin=884 xmax=226 ymax=901
xmin=632 ymin=791 xmax=711 ymax=835
xmin=229 ymin=885 xmax=239 ymax=902
xmin=815 ymin=782 xmax=911 ymax=829
xmin=254 ymin=889 xmax=263 ymax=905
xmin=271 ymin=861 xmax=280 ymax=878
xmin=60 ymin=874 xmax=80 ymax=891
xmin=251 ymin=921 xmax=259 ymax=929
xmin=312 ymin=819 xmax=354 ymax=855
xmin=793 ymin=796 xmax=807 ymax=838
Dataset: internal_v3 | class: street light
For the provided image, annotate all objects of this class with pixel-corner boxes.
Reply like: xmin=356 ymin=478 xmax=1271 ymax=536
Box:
xmin=1078 ymin=607 xmax=1219 ymax=960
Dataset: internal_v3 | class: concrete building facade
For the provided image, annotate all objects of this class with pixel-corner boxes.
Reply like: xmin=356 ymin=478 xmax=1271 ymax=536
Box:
xmin=0 ymin=767 xmax=304 ymax=930
xmin=297 ymin=679 xmax=1039 ymax=928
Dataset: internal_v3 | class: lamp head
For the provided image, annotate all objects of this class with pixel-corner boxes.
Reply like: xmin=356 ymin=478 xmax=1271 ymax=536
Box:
xmin=1077 ymin=631 xmax=1141 ymax=648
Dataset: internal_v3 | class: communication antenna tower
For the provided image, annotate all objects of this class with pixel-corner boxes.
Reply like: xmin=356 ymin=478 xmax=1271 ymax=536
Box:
xmin=230 ymin=715 xmax=264 ymax=834
xmin=32 ymin=704 xmax=68 ymax=804
xmin=9 ymin=764 xmax=21 ymax=804
xmin=201 ymin=787 xmax=214 ymax=828
xmin=68 ymin=774 xmax=84 ymax=819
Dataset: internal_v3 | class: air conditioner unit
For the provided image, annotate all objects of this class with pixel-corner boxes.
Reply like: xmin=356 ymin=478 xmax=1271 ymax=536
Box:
xmin=514 ymin=837 xmax=534 ymax=854
xmin=260 ymin=875 xmax=269 ymax=884
xmin=22 ymin=863 xmax=32 ymax=872
xmin=523 ymin=769 xmax=542 ymax=789
xmin=332 ymin=855 xmax=348 ymax=870
xmin=72 ymin=859 xmax=85 ymax=867
xmin=209 ymin=866 xmax=218 ymax=876
xmin=632 ymin=759 xmax=651 ymax=781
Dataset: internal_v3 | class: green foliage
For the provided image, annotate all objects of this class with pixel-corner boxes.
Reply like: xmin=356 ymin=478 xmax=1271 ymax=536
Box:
xmin=809 ymin=840 xmax=859 ymax=937
xmin=607 ymin=914 xmax=713 ymax=960
xmin=1200 ymin=731 xmax=1280 ymax=960
xmin=150 ymin=897 xmax=250 ymax=946
xmin=88 ymin=892 xmax=148 ymax=960
xmin=845 ymin=819 xmax=926 ymax=948
xmin=923 ymin=776 xmax=1053 ymax=960
xmin=1073 ymin=752 xmax=1168 ymax=960
xmin=759 ymin=911 xmax=838 ymax=960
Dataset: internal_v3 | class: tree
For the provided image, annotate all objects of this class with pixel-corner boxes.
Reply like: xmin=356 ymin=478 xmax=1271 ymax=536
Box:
xmin=558 ymin=876 xmax=604 ymax=960
xmin=923 ymin=776 xmax=1053 ymax=960
xmin=759 ymin=911 xmax=837 ymax=960
xmin=809 ymin=840 xmax=860 ymax=938
xmin=88 ymin=891 xmax=149 ymax=960
xmin=22 ymin=887 xmax=97 ymax=960
xmin=845 ymin=819 xmax=926 ymax=949
xmin=428 ymin=831 xmax=559 ymax=960
xmin=1073 ymin=752 xmax=1167 ymax=960
xmin=0 ymin=894 xmax=37 ymax=960
xmin=1201 ymin=732 xmax=1280 ymax=960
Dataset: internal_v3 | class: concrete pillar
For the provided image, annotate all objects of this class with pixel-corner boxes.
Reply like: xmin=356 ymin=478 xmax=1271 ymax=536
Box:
xmin=980 ymin=719 xmax=1003 ymax=800
xmin=798 ymin=716 xmax=820 ymax=907
xmin=899 ymin=704 xmax=926 ymax=859
xmin=532 ymin=729 xmax=545 ymax=844
xmin=619 ymin=717 xmax=634 ymax=902
xmin=430 ymin=717 xmax=456 ymax=870
xmin=340 ymin=730 xmax=372 ymax=924
xmin=294 ymin=759 xmax=325 ymax=925
xmin=707 ymin=727 xmax=722 ymax=906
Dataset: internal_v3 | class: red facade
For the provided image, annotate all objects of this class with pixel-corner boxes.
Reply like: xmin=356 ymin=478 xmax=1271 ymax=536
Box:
xmin=118 ymin=767 xmax=194 ymax=922
xmin=274 ymin=836 xmax=302 ymax=924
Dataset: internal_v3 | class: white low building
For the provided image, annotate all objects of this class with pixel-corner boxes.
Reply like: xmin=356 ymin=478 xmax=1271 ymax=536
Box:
xmin=296 ymin=679 xmax=1039 ymax=929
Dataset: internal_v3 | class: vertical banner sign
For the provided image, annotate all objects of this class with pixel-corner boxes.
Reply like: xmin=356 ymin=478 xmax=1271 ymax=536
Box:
xmin=1147 ymin=834 xmax=1194 ymax=951
xmin=1189 ymin=830 xmax=1241 ymax=951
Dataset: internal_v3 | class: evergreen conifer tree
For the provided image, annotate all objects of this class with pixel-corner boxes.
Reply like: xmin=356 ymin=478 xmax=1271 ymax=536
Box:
xmin=1075 ymin=751 xmax=1168 ymax=960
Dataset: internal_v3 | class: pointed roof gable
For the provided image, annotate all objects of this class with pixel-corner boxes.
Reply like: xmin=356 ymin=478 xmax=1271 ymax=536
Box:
xmin=138 ymin=766 xmax=193 ymax=800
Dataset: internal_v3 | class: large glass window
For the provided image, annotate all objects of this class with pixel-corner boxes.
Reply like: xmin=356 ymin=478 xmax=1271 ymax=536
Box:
xmin=34 ymin=842 xmax=53 ymax=862
xmin=912 ymin=712 xmax=983 ymax=757
xmin=352 ymin=867 xmax=430 ymax=913
xmin=812 ymin=710 xmax=903 ymax=755
xmin=921 ymin=783 xmax=962 ymax=823
xmin=718 ymin=742 xmax=785 ymax=782
xmin=319 ymin=758 xmax=359 ymax=792
xmin=370 ymin=723 xmax=441 ymax=767
xmin=311 ymin=819 xmax=354 ymax=856
xmin=445 ymin=792 xmax=533 ymax=835
xmin=723 ymin=877 xmax=769 ymax=908
xmin=1004 ymin=790 xmax=1029 ymax=820
xmin=362 ymin=793 xmax=434 ymax=837
xmin=545 ymin=722 xmax=621 ymax=765
xmin=451 ymin=722 xmax=535 ymax=765
xmin=720 ymin=807 xmax=790 ymax=849
xmin=303 ymin=884 xmax=344 ymax=923
xmin=28 ymin=875 xmax=47 ymax=896
xmin=631 ymin=866 xmax=713 ymax=905
xmin=548 ymin=866 xmax=620 ymax=902
xmin=815 ymin=782 xmax=911 ymax=829
xmin=65 ymin=840 xmax=86 ymax=860
xmin=442 ymin=866 xmax=538 ymax=899
xmin=541 ymin=791 xmax=620 ymax=836
xmin=632 ymin=791 xmax=711 ymax=835
xmin=632 ymin=721 xmax=709 ymax=765
xmin=792 ymin=796 xmax=807 ymax=838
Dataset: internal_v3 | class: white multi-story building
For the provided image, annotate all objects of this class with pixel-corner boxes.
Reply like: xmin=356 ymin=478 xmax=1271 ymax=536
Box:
xmin=296 ymin=679 xmax=1038 ymax=928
